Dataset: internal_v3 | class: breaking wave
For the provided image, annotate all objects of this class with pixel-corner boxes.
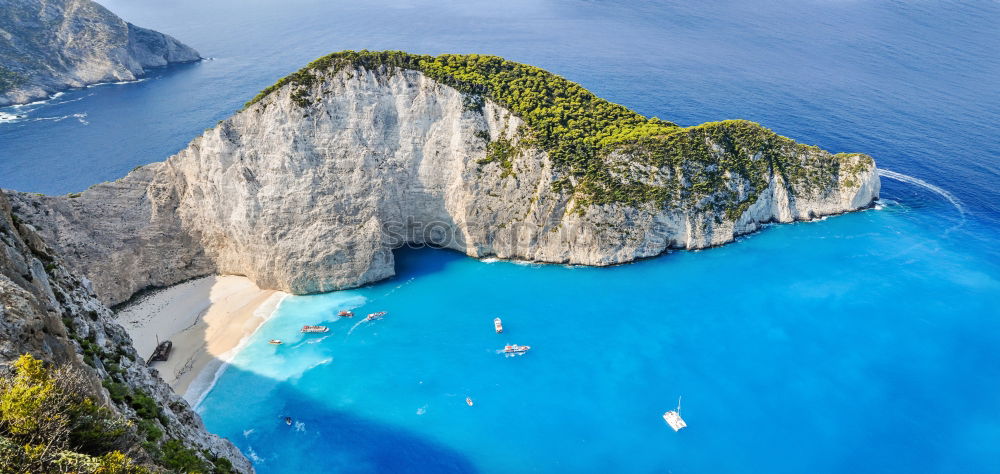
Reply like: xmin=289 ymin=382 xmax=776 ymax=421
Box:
xmin=31 ymin=113 xmax=89 ymax=125
xmin=0 ymin=112 xmax=25 ymax=123
xmin=86 ymin=77 xmax=151 ymax=88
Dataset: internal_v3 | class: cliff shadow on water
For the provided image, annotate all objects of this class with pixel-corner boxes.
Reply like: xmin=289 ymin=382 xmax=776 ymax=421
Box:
xmin=198 ymin=363 xmax=478 ymax=473
xmin=390 ymin=246 xmax=470 ymax=282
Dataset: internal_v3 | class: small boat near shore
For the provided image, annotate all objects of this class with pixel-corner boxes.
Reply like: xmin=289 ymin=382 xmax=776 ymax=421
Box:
xmin=301 ymin=325 xmax=330 ymax=333
xmin=338 ymin=310 xmax=354 ymax=317
xmin=663 ymin=396 xmax=687 ymax=431
xmin=269 ymin=339 xmax=283 ymax=345
xmin=494 ymin=317 xmax=503 ymax=334
xmin=466 ymin=397 xmax=474 ymax=406
xmin=365 ymin=311 xmax=387 ymax=321
xmin=503 ymin=344 xmax=530 ymax=354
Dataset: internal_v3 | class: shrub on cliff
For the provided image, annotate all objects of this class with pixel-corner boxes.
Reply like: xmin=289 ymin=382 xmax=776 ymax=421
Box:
xmin=0 ymin=67 xmax=24 ymax=93
xmin=0 ymin=354 xmax=145 ymax=472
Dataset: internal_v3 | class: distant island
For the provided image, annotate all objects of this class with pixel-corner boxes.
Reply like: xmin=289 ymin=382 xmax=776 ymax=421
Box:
xmin=0 ymin=0 xmax=200 ymax=106
xmin=0 ymin=49 xmax=879 ymax=473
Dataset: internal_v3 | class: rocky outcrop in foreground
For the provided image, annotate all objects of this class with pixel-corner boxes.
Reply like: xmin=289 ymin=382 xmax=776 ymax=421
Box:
xmin=9 ymin=52 xmax=879 ymax=307
xmin=0 ymin=0 xmax=200 ymax=106
xmin=0 ymin=192 xmax=251 ymax=471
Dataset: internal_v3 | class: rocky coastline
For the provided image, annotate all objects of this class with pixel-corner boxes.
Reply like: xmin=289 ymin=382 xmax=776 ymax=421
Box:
xmin=0 ymin=0 xmax=201 ymax=106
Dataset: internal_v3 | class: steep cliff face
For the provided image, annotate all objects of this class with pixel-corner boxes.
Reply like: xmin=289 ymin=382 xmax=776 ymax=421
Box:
xmin=0 ymin=192 xmax=252 ymax=471
xmin=0 ymin=0 xmax=200 ymax=106
xmin=10 ymin=54 xmax=879 ymax=306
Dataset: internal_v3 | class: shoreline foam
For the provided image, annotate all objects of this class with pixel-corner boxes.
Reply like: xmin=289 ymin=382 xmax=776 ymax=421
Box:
xmin=190 ymin=291 xmax=287 ymax=408
xmin=115 ymin=275 xmax=287 ymax=403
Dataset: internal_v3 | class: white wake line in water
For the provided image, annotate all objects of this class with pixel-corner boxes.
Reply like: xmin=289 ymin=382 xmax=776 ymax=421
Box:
xmin=877 ymin=168 xmax=966 ymax=231
xmin=347 ymin=317 xmax=374 ymax=336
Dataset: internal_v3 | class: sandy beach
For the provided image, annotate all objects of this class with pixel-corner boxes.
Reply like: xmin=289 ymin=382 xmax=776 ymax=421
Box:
xmin=115 ymin=275 xmax=285 ymax=404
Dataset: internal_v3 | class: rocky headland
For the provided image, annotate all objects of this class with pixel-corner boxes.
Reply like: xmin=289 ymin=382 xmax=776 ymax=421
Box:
xmin=0 ymin=51 xmax=879 ymax=472
xmin=9 ymin=51 xmax=879 ymax=307
xmin=0 ymin=0 xmax=200 ymax=106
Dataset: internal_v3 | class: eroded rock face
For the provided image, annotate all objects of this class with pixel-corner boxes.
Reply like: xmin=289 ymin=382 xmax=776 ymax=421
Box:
xmin=0 ymin=0 xmax=201 ymax=106
xmin=0 ymin=192 xmax=252 ymax=471
xmin=9 ymin=66 xmax=879 ymax=306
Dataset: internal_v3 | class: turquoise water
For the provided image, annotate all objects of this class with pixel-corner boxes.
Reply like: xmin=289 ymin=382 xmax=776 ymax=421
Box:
xmin=2 ymin=0 xmax=999 ymax=471
xmin=199 ymin=199 xmax=1000 ymax=473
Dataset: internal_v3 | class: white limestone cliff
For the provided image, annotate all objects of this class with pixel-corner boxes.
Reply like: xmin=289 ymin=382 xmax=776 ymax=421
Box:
xmin=9 ymin=65 xmax=879 ymax=306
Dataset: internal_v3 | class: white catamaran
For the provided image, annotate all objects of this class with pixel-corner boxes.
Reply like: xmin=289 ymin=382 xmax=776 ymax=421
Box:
xmin=663 ymin=396 xmax=687 ymax=431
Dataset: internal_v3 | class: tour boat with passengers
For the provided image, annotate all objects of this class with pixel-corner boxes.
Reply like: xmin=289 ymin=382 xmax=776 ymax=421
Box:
xmin=300 ymin=325 xmax=330 ymax=333
xmin=503 ymin=344 xmax=530 ymax=354
xmin=338 ymin=310 xmax=354 ymax=317
xmin=365 ymin=311 xmax=387 ymax=321
xmin=494 ymin=317 xmax=503 ymax=333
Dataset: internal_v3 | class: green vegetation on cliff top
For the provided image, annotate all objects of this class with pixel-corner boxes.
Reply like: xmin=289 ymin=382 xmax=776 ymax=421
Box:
xmin=246 ymin=51 xmax=871 ymax=212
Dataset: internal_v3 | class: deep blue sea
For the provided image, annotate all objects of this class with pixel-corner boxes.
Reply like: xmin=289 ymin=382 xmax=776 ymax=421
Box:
xmin=3 ymin=0 xmax=1000 ymax=472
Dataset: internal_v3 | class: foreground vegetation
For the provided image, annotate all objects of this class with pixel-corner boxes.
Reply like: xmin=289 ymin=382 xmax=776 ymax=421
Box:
xmin=0 ymin=354 xmax=232 ymax=473
xmin=246 ymin=51 xmax=868 ymax=212
xmin=0 ymin=354 xmax=145 ymax=473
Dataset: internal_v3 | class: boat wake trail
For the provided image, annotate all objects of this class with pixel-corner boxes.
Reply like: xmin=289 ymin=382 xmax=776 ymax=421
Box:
xmin=877 ymin=168 xmax=966 ymax=232
xmin=347 ymin=319 xmax=368 ymax=336
xmin=292 ymin=334 xmax=330 ymax=348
